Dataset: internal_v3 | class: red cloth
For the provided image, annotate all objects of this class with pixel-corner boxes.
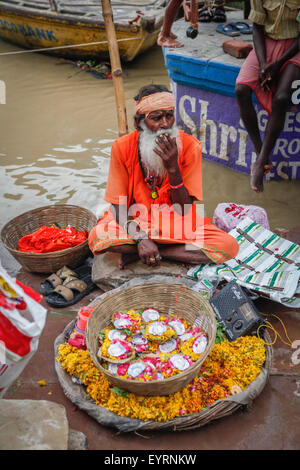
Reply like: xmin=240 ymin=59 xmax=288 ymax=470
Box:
xmin=18 ymin=225 xmax=88 ymax=253
xmin=89 ymin=131 xmax=239 ymax=264
xmin=103 ymin=130 xmax=203 ymax=208
xmin=236 ymin=36 xmax=300 ymax=114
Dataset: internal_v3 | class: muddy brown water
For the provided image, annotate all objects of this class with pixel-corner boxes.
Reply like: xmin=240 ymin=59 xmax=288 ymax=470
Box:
xmin=0 ymin=38 xmax=299 ymax=234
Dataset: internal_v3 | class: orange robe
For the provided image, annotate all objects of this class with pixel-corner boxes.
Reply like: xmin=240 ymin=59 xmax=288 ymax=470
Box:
xmin=88 ymin=130 xmax=239 ymax=264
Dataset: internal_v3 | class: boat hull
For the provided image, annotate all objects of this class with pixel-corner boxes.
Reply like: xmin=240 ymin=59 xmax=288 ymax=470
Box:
xmin=0 ymin=6 xmax=162 ymax=62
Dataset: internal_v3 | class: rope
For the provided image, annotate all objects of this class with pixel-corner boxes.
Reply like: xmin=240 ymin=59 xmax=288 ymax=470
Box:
xmin=257 ymin=313 xmax=293 ymax=347
xmin=0 ymin=35 xmax=142 ymax=56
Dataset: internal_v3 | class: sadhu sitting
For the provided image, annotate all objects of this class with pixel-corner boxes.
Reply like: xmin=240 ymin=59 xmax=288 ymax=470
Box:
xmin=88 ymin=84 xmax=239 ymax=269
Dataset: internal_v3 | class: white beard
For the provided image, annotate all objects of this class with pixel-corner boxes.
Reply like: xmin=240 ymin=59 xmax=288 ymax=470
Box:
xmin=139 ymin=120 xmax=181 ymax=179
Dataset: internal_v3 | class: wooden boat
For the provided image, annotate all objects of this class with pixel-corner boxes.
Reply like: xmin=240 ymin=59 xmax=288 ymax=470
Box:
xmin=0 ymin=0 xmax=166 ymax=62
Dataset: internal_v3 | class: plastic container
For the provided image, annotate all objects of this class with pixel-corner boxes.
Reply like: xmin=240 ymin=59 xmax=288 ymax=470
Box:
xmin=77 ymin=306 xmax=94 ymax=332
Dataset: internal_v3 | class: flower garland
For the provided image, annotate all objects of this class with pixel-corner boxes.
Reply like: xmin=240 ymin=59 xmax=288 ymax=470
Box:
xmin=56 ymin=335 xmax=266 ymax=422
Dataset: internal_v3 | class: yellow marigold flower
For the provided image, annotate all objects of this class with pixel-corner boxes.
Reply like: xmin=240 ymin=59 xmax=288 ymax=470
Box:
xmin=37 ymin=379 xmax=47 ymax=387
xmin=56 ymin=335 xmax=266 ymax=422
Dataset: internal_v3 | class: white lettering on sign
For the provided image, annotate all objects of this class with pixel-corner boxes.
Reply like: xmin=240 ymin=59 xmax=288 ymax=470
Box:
xmin=218 ymin=123 xmax=237 ymax=162
xmin=178 ymin=95 xmax=197 ymax=137
xmin=0 ymin=80 xmax=5 ymax=104
xmin=236 ymin=129 xmax=248 ymax=167
xmin=291 ymin=80 xmax=300 ymax=105
xmin=178 ymin=90 xmax=300 ymax=179
xmin=257 ymin=109 xmax=268 ymax=132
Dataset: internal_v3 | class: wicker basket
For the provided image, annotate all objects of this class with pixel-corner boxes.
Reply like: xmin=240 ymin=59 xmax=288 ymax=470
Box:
xmin=55 ymin=319 xmax=273 ymax=432
xmin=0 ymin=204 xmax=97 ymax=273
xmin=86 ymin=283 xmax=217 ymax=396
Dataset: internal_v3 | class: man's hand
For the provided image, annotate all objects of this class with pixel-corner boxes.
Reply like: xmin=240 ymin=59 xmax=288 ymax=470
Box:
xmin=259 ymin=61 xmax=281 ymax=92
xmin=259 ymin=66 xmax=270 ymax=92
xmin=153 ymin=133 xmax=179 ymax=173
xmin=137 ymin=239 xmax=161 ymax=266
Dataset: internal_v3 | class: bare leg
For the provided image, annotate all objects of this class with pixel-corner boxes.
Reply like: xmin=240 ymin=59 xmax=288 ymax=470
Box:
xmin=104 ymin=242 xmax=211 ymax=269
xmin=103 ymin=244 xmax=139 ymax=269
xmin=235 ymin=83 xmax=263 ymax=156
xmin=157 ymin=0 xmax=184 ymax=48
xmin=157 ymin=243 xmax=211 ymax=264
xmin=251 ymin=63 xmax=300 ymax=192
xmin=235 ymin=83 xmax=273 ymax=185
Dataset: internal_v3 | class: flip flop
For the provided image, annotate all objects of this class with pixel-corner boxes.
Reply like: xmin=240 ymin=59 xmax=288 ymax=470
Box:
xmin=216 ymin=22 xmax=240 ymax=37
xmin=233 ymin=21 xmax=253 ymax=34
xmin=39 ymin=264 xmax=91 ymax=296
xmin=198 ymin=6 xmax=213 ymax=23
xmin=46 ymin=273 xmax=95 ymax=308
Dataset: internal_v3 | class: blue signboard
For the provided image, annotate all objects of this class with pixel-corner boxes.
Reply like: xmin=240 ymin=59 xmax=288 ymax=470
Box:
xmin=173 ymin=81 xmax=300 ymax=181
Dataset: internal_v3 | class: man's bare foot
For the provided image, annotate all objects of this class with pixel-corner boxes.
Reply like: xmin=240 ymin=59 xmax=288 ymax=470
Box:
xmin=118 ymin=252 xmax=139 ymax=270
xmin=158 ymin=31 xmax=178 ymax=41
xmin=250 ymin=162 xmax=272 ymax=192
xmin=250 ymin=162 xmax=264 ymax=192
xmin=157 ymin=33 xmax=184 ymax=48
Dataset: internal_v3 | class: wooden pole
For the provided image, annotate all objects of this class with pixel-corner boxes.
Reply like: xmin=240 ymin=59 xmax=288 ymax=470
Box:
xmin=101 ymin=0 xmax=128 ymax=136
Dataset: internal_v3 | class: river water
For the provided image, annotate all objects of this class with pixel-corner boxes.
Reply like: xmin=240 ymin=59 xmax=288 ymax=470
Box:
xmin=0 ymin=37 xmax=299 ymax=234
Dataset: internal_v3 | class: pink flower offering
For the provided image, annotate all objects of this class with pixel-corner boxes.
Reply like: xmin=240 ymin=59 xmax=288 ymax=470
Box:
xmin=142 ymin=308 xmax=160 ymax=322
xmin=192 ymin=335 xmax=207 ymax=355
xmin=107 ymin=339 xmax=133 ymax=359
xmin=113 ymin=316 xmax=132 ymax=330
xmin=112 ymin=310 xmax=142 ymax=334
xmin=169 ymin=319 xmax=186 ymax=336
xmin=170 ymin=354 xmax=192 ymax=371
xmin=117 ymin=363 xmax=129 ymax=376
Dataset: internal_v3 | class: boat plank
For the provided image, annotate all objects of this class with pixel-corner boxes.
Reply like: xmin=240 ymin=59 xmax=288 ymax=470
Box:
xmin=0 ymin=0 xmax=166 ymax=22
xmin=0 ymin=0 xmax=165 ymax=61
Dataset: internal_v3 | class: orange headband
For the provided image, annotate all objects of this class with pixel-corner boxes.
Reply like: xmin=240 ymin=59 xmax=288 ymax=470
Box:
xmin=134 ymin=92 xmax=175 ymax=116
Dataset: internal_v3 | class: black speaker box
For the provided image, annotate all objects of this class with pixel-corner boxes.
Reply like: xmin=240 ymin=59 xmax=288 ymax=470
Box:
xmin=210 ymin=282 xmax=265 ymax=341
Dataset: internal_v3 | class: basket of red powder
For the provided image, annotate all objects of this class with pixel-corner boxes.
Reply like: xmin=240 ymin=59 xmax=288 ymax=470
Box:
xmin=86 ymin=282 xmax=217 ymax=396
xmin=0 ymin=204 xmax=97 ymax=273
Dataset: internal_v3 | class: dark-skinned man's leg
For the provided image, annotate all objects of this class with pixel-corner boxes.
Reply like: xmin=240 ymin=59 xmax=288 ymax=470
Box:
xmin=251 ymin=63 xmax=300 ymax=192
xmin=235 ymin=83 xmax=263 ymax=158
xmin=157 ymin=0 xmax=184 ymax=48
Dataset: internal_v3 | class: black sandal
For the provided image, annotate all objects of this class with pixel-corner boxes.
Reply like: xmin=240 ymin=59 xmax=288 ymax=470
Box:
xmin=198 ymin=5 xmax=213 ymax=23
xmin=45 ymin=273 xmax=95 ymax=308
xmin=39 ymin=264 xmax=91 ymax=296
xmin=212 ymin=5 xmax=226 ymax=23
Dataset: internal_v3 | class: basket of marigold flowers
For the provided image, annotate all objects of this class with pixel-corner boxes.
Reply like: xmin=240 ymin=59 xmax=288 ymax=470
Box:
xmin=86 ymin=282 xmax=217 ymax=396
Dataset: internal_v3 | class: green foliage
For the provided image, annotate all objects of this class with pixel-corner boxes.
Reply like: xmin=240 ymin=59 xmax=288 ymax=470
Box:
xmin=111 ymin=387 xmax=128 ymax=398
xmin=215 ymin=320 xmax=227 ymax=344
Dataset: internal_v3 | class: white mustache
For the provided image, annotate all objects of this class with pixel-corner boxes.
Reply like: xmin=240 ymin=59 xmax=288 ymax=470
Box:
xmin=139 ymin=120 xmax=180 ymax=178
